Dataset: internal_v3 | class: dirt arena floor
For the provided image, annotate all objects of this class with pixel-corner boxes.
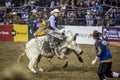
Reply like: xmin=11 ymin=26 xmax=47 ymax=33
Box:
xmin=0 ymin=42 xmax=120 ymax=80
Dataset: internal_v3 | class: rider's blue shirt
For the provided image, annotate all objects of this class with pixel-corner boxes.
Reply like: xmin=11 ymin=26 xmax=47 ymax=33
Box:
xmin=48 ymin=15 xmax=58 ymax=31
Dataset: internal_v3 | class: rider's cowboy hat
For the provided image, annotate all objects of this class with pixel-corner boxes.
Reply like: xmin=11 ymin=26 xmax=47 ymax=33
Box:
xmin=50 ymin=9 xmax=60 ymax=15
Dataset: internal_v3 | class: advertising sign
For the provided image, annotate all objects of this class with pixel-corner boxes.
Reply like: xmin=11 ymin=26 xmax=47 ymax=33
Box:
xmin=103 ymin=28 xmax=120 ymax=41
xmin=0 ymin=24 xmax=29 ymax=42
xmin=0 ymin=25 xmax=13 ymax=41
xmin=13 ymin=24 xmax=28 ymax=42
xmin=63 ymin=26 xmax=102 ymax=44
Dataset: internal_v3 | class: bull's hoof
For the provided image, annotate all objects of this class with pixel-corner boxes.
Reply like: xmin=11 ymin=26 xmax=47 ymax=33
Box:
xmin=31 ymin=70 xmax=37 ymax=74
xmin=28 ymin=65 xmax=37 ymax=74
xmin=80 ymin=51 xmax=83 ymax=55
xmin=78 ymin=56 xmax=83 ymax=63
xmin=63 ymin=62 xmax=68 ymax=68
xmin=39 ymin=68 xmax=44 ymax=72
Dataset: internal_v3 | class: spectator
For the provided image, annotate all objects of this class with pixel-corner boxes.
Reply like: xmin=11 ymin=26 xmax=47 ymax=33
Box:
xmin=86 ymin=10 xmax=93 ymax=26
xmin=50 ymin=0 xmax=55 ymax=8
xmin=5 ymin=0 xmax=12 ymax=8
xmin=34 ymin=0 xmax=41 ymax=6
xmin=115 ymin=13 xmax=120 ymax=26
xmin=91 ymin=0 xmax=98 ymax=6
xmin=29 ymin=9 xmax=37 ymax=26
xmin=30 ymin=0 xmax=36 ymax=10
xmin=76 ymin=12 xmax=85 ymax=26
xmin=1 ymin=0 xmax=6 ymax=6
xmin=56 ymin=1 xmax=60 ymax=6
xmin=60 ymin=3 xmax=67 ymax=12
xmin=77 ymin=1 xmax=85 ymax=7
xmin=12 ymin=0 xmax=21 ymax=7
xmin=43 ymin=12 xmax=48 ymax=21
xmin=0 ymin=10 xmax=5 ymax=22
xmin=69 ymin=12 xmax=76 ymax=25
xmin=11 ymin=12 xmax=22 ymax=24
xmin=22 ymin=11 xmax=29 ymax=24
xmin=108 ymin=0 xmax=113 ymax=5
xmin=106 ymin=12 xmax=115 ymax=27
xmin=24 ymin=0 xmax=29 ymax=4
xmin=29 ymin=9 xmax=37 ymax=38
xmin=92 ymin=10 xmax=98 ymax=26
xmin=34 ymin=18 xmax=46 ymax=37
xmin=85 ymin=0 xmax=92 ymax=7
xmin=5 ymin=0 xmax=12 ymax=13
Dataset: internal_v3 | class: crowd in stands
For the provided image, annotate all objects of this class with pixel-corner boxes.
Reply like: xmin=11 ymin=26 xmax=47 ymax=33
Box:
xmin=0 ymin=0 xmax=120 ymax=27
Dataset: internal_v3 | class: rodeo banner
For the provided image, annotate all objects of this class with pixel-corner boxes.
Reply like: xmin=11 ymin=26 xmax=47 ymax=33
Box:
xmin=103 ymin=27 xmax=120 ymax=42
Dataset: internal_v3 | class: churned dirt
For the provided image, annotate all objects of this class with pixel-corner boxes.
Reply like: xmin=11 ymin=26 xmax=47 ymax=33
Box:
xmin=0 ymin=42 xmax=120 ymax=80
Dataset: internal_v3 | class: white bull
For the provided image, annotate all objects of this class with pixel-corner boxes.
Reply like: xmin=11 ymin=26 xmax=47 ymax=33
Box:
xmin=17 ymin=33 xmax=83 ymax=73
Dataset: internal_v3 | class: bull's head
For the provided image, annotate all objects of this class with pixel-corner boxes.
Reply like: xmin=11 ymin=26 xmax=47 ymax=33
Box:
xmin=61 ymin=33 xmax=83 ymax=55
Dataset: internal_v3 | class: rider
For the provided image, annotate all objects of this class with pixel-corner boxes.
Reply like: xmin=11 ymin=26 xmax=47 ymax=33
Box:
xmin=47 ymin=8 xmax=60 ymax=32
xmin=47 ymin=9 xmax=60 ymax=49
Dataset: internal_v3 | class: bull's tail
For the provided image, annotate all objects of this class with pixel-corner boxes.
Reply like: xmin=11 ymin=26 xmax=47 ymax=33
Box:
xmin=17 ymin=52 xmax=25 ymax=64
